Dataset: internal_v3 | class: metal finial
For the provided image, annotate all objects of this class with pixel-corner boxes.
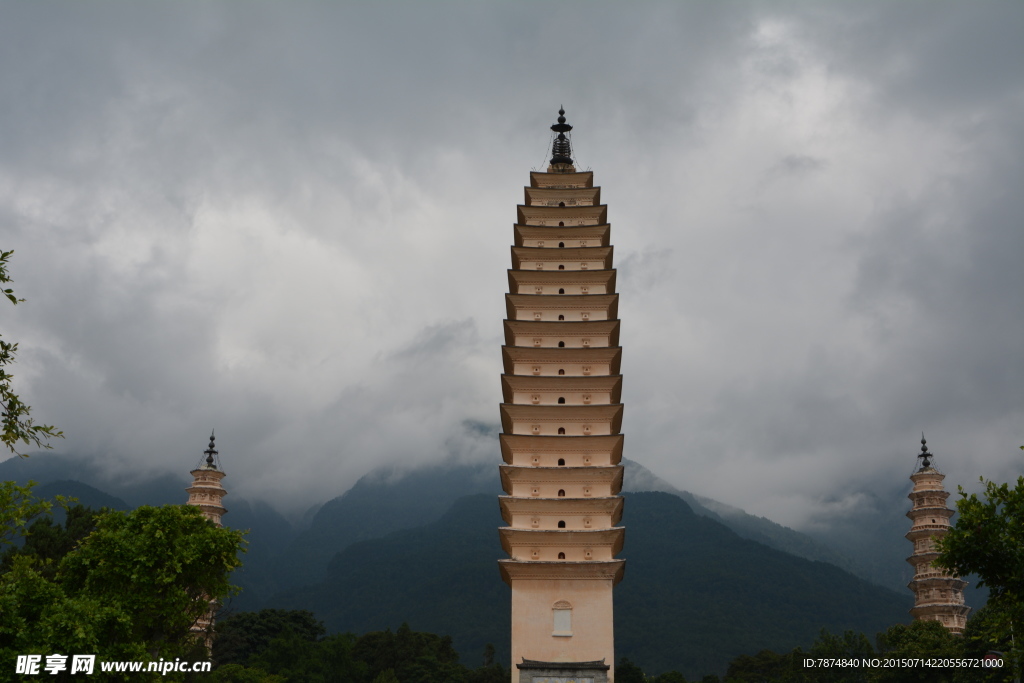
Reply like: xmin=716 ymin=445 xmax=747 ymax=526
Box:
xmin=205 ymin=430 xmax=218 ymax=467
xmin=918 ymin=433 xmax=931 ymax=468
xmin=549 ymin=107 xmax=573 ymax=165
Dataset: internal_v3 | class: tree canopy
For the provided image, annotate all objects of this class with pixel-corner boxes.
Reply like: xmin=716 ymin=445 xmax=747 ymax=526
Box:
xmin=937 ymin=472 xmax=1024 ymax=680
xmin=0 ymin=503 xmax=245 ymax=679
xmin=210 ymin=614 xmax=507 ymax=683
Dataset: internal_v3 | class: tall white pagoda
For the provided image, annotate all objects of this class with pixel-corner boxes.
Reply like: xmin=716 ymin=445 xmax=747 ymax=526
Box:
xmin=498 ymin=109 xmax=625 ymax=683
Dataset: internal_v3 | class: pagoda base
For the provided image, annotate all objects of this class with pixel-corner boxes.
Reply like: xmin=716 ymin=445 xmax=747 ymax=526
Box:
xmin=516 ymin=658 xmax=609 ymax=683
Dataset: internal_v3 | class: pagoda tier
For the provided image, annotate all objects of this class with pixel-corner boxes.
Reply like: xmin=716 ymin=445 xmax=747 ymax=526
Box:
xmin=499 ymin=110 xmax=625 ymax=678
xmin=503 ymin=320 xmax=620 ymax=348
xmin=499 ymin=433 xmax=624 ymax=466
xmin=514 ymin=224 xmax=610 ymax=248
xmin=508 ymin=269 xmax=616 ymax=295
xmin=516 ymin=204 xmax=608 ymax=226
xmin=529 ymin=170 xmax=594 ymax=188
xmin=499 ymin=465 xmax=624 ymax=499
xmin=524 ymin=186 xmax=600 ymax=206
xmin=499 ymin=404 xmax=624 ymax=436
xmin=501 ymin=346 xmax=622 ymax=377
xmin=499 ymin=495 xmax=625 ymax=528
xmin=905 ymin=437 xmax=970 ymax=634
xmin=501 ymin=375 xmax=623 ymax=405
xmin=511 ymin=245 xmax=613 ymax=271
xmin=500 ymin=527 xmax=625 ymax=561
xmin=506 ymin=294 xmax=619 ymax=322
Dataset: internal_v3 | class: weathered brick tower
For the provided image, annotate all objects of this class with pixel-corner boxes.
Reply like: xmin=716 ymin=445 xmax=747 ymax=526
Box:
xmin=905 ymin=435 xmax=970 ymax=633
xmin=186 ymin=431 xmax=228 ymax=646
xmin=498 ymin=109 xmax=625 ymax=683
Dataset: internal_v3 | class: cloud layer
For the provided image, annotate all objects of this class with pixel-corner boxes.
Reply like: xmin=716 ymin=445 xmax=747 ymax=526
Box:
xmin=2 ymin=2 xmax=1022 ymax=527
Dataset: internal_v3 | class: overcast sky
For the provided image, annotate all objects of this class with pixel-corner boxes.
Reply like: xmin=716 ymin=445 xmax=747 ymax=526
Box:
xmin=2 ymin=1 xmax=1022 ymax=529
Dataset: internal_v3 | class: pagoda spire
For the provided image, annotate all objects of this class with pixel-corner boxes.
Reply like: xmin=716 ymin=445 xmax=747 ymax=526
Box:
xmin=204 ymin=430 xmax=218 ymax=468
xmin=918 ymin=433 xmax=932 ymax=468
xmin=548 ymin=107 xmax=575 ymax=170
xmin=905 ymin=437 xmax=970 ymax=633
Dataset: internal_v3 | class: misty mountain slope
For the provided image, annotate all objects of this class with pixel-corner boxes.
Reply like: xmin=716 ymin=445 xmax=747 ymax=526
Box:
xmin=0 ymin=452 xmax=192 ymax=507
xmin=269 ymin=491 xmax=910 ymax=678
xmin=266 ymin=460 xmax=502 ymax=593
xmin=616 ymin=492 xmax=909 ymax=676
xmin=32 ymin=479 xmax=131 ymax=512
xmin=222 ymin=498 xmax=300 ymax=611
xmin=623 ymin=459 xmax=865 ymax=578
xmin=5 ymin=452 xmax=956 ymax=611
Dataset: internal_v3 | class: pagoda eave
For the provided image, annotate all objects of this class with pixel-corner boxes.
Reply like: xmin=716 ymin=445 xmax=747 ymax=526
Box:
xmin=499 ymin=558 xmax=625 ymax=586
xmin=508 ymin=268 xmax=616 ymax=293
xmin=524 ymin=186 xmax=601 ymax=206
xmin=529 ymin=171 xmax=594 ymax=188
xmin=499 ymin=526 xmax=625 ymax=554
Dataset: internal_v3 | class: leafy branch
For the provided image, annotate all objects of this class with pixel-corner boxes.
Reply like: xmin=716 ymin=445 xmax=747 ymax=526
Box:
xmin=1 ymin=249 xmax=63 ymax=456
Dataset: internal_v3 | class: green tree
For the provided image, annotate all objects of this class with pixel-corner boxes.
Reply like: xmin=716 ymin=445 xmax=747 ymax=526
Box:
xmin=353 ymin=623 xmax=462 ymax=683
xmin=874 ymin=620 xmax=962 ymax=682
xmin=937 ymin=473 xmax=1024 ymax=676
xmin=1 ymin=249 xmax=62 ymax=455
xmin=0 ymin=504 xmax=245 ymax=677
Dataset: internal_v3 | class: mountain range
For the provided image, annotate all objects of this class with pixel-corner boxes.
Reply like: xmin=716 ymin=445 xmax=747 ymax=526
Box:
xmin=2 ymin=451 xmax=977 ymax=676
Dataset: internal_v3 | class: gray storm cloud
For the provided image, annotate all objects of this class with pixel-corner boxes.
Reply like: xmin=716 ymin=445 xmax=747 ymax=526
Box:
xmin=1 ymin=1 xmax=1021 ymax=527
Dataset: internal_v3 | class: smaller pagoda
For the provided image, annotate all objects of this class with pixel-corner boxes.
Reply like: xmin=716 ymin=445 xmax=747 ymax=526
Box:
xmin=185 ymin=431 xmax=228 ymax=647
xmin=905 ymin=435 xmax=970 ymax=634
xmin=186 ymin=431 xmax=228 ymax=526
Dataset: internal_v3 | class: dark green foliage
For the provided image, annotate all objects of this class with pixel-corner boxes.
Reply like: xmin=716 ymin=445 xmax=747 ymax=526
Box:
xmin=725 ymin=649 xmax=793 ymax=682
xmin=616 ymin=657 xmax=648 ymax=683
xmin=353 ymin=622 xmax=462 ymax=683
xmin=214 ymin=609 xmax=326 ymax=667
xmin=212 ymin=615 xmax=508 ymax=683
xmin=651 ymin=672 xmax=688 ymax=683
xmin=0 ymin=504 xmax=99 ymax=578
xmin=209 ymin=664 xmax=286 ymax=682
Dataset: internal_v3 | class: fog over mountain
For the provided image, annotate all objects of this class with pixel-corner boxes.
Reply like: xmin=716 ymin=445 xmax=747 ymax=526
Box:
xmin=2 ymin=2 xmax=1022 ymax=532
